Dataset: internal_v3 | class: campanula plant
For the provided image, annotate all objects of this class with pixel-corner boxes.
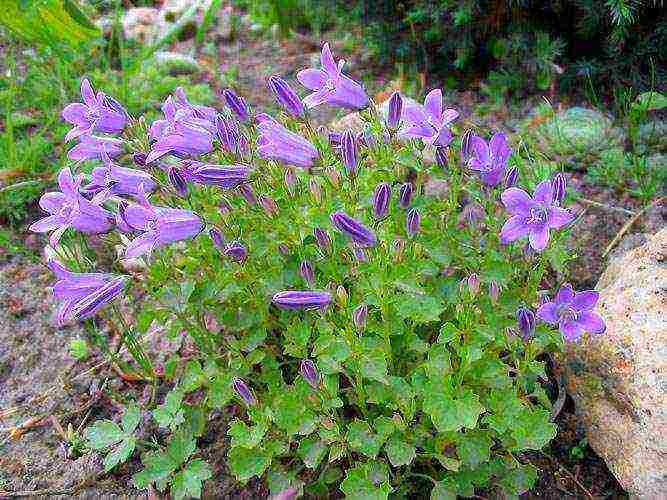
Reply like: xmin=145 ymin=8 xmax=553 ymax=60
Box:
xmin=29 ymin=42 xmax=607 ymax=499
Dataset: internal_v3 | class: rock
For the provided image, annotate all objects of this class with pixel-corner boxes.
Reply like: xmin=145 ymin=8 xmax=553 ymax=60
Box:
xmin=562 ymin=228 xmax=667 ymax=498
xmin=152 ymin=51 xmax=201 ymax=75
xmin=122 ymin=7 xmax=159 ymax=44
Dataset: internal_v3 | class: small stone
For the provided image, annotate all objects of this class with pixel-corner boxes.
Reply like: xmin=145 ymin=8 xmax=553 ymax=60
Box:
xmin=122 ymin=7 xmax=159 ymax=43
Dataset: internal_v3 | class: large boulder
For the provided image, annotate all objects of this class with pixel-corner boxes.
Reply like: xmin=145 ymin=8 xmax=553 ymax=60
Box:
xmin=562 ymin=227 xmax=667 ymax=498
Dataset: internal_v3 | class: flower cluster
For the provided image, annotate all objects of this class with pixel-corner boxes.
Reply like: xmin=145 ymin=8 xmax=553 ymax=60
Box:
xmin=30 ymin=42 xmax=606 ymax=498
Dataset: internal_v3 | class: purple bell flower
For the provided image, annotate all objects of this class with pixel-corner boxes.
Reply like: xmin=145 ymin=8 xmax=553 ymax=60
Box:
xmin=352 ymin=304 xmax=368 ymax=330
xmin=122 ymin=185 xmax=204 ymax=258
xmin=233 ymin=378 xmax=256 ymax=405
xmin=372 ymin=182 xmax=391 ymax=219
xmin=314 ymin=227 xmax=331 ymax=252
xmin=85 ymin=151 xmax=156 ymax=199
xmin=299 ymin=260 xmax=315 ymax=286
xmin=256 ymin=114 xmax=319 ymax=168
xmin=62 ymin=78 xmax=127 ymax=142
xmin=48 ymin=259 xmax=127 ymax=326
xmin=168 ymin=166 xmax=189 ymax=197
xmin=537 ymin=284 xmax=606 ymax=341
xmin=400 ymin=89 xmax=458 ymax=146
xmin=182 ymin=162 xmax=250 ymax=188
xmin=173 ymin=86 xmax=217 ymax=121
xmin=516 ymin=307 xmax=536 ymax=339
xmin=209 ymin=227 xmax=225 ymax=249
xmin=300 ymin=359 xmax=319 ymax=388
xmin=387 ymin=91 xmax=403 ymax=130
xmin=68 ymin=135 xmax=123 ymax=162
xmin=272 ymin=290 xmax=332 ymax=310
xmin=238 ymin=184 xmax=257 ymax=206
xmin=406 ymin=208 xmax=421 ymax=238
xmin=460 ymin=129 xmax=475 ymax=164
xmin=29 ymin=168 xmax=113 ymax=246
xmin=435 ymin=147 xmax=448 ymax=169
xmin=268 ymin=75 xmax=305 ymax=118
xmin=505 ymin=166 xmax=519 ymax=188
xmin=215 ymin=115 xmax=241 ymax=153
xmin=399 ymin=182 xmax=413 ymax=209
xmin=224 ymin=240 xmax=248 ymax=263
xmin=500 ymin=180 xmax=576 ymax=252
xmin=552 ymin=173 xmax=567 ymax=205
xmin=466 ymin=273 xmax=480 ymax=295
xmin=488 ymin=280 xmax=500 ymax=303
xmin=330 ymin=211 xmax=377 ymax=247
xmin=341 ymin=130 xmax=358 ymax=176
xmin=223 ymin=89 xmax=250 ymax=122
xmin=296 ymin=42 xmax=369 ymax=110
xmin=467 ymin=132 xmax=512 ymax=186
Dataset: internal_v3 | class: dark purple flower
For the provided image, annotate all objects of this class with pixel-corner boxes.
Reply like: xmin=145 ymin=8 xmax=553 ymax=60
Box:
xmin=29 ymin=168 xmax=113 ymax=246
xmin=314 ymin=227 xmax=331 ymax=252
xmin=460 ymin=129 xmax=475 ymax=164
xmin=215 ymin=115 xmax=241 ymax=153
xmin=387 ymin=91 xmax=402 ymax=130
xmin=299 ymin=359 xmax=319 ymax=388
xmin=516 ymin=307 xmax=535 ymax=339
xmin=552 ymin=173 xmax=567 ymax=205
xmin=133 ymin=152 xmax=147 ymax=167
xmin=488 ymin=280 xmax=500 ymax=303
xmin=272 ymin=290 xmax=332 ymax=310
xmin=352 ymin=245 xmax=368 ymax=262
xmin=259 ymin=195 xmax=278 ymax=217
xmin=209 ymin=228 xmax=225 ymax=249
xmin=467 ymin=273 xmax=480 ymax=294
xmin=330 ymin=211 xmax=377 ymax=247
xmin=341 ymin=130 xmax=358 ymax=177
xmin=123 ymin=185 xmax=204 ymax=258
xmin=238 ymin=184 xmax=257 ymax=206
xmin=224 ymin=240 xmax=248 ymax=263
xmin=537 ymin=284 xmax=605 ymax=341
xmin=406 ymin=208 xmax=421 ymax=238
xmin=400 ymin=89 xmax=458 ymax=146
xmin=68 ymin=135 xmax=123 ymax=162
xmin=233 ymin=378 xmax=256 ymax=405
xmin=182 ymin=162 xmax=250 ymax=189
xmin=223 ymin=89 xmax=250 ymax=122
xmin=62 ymin=78 xmax=127 ymax=142
xmin=435 ymin=147 xmax=448 ymax=169
xmin=328 ymin=131 xmax=343 ymax=149
xmin=468 ymin=132 xmax=512 ymax=186
xmin=168 ymin=166 xmax=189 ymax=196
xmin=372 ymin=182 xmax=391 ymax=219
xmin=268 ymin=75 xmax=305 ymax=118
xmin=47 ymin=259 xmax=127 ymax=326
xmin=399 ymin=182 xmax=413 ymax=209
xmin=505 ymin=166 xmax=519 ymax=188
xmin=256 ymin=114 xmax=319 ymax=168
xmin=500 ymin=180 xmax=576 ymax=251
xmin=297 ymin=42 xmax=369 ymax=110
xmin=299 ymin=260 xmax=315 ymax=286
xmin=352 ymin=304 xmax=367 ymax=330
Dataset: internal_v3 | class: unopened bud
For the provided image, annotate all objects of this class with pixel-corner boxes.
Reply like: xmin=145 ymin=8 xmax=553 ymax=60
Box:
xmin=299 ymin=260 xmax=315 ymax=286
xmin=488 ymin=280 xmax=500 ymax=303
xmin=224 ymin=240 xmax=247 ymax=263
xmin=309 ymin=178 xmax=322 ymax=203
xmin=467 ymin=273 xmax=480 ymax=294
xmin=259 ymin=194 xmax=278 ymax=217
xmin=552 ymin=172 xmax=567 ymax=205
xmin=435 ymin=147 xmax=448 ymax=169
xmin=219 ymin=198 xmax=233 ymax=215
xmin=406 ymin=208 xmax=421 ymax=238
xmin=516 ymin=307 xmax=535 ymax=340
xmin=168 ymin=167 xmax=188 ymax=196
xmin=232 ymin=377 xmax=256 ymax=405
xmin=387 ymin=91 xmax=402 ymax=130
xmin=325 ymin=167 xmax=341 ymax=188
xmin=352 ymin=304 xmax=368 ymax=330
xmin=299 ymin=359 xmax=319 ymax=389
xmin=284 ymin=168 xmax=297 ymax=195
xmin=336 ymin=285 xmax=348 ymax=305
xmin=209 ymin=228 xmax=225 ymax=249
xmin=314 ymin=227 xmax=331 ymax=253
xmin=238 ymin=184 xmax=257 ymax=206
xmin=505 ymin=166 xmax=519 ymax=188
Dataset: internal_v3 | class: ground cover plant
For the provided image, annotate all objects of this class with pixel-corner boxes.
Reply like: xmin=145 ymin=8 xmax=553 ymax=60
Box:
xmin=23 ymin=40 xmax=612 ymax=499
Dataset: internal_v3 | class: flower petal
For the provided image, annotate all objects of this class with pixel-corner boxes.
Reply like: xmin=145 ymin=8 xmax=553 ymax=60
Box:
xmin=80 ymin=78 xmax=96 ymax=107
xmin=536 ymin=302 xmax=559 ymax=324
xmin=528 ymin=224 xmax=550 ymax=251
xmin=61 ymin=103 xmax=90 ymax=128
xmin=501 ymin=188 xmax=533 ymax=215
xmin=126 ymin=232 xmax=157 ymax=259
xmin=320 ymin=42 xmax=338 ymax=75
xmin=402 ymin=104 xmax=427 ymax=125
xmin=548 ymin=206 xmax=575 ymax=229
xmin=39 ymin=192 xmax=67 ymax=214
xmin=500 ymin=215 xmax=530 ymax=243
xmin=560 ymin=320 xmax=584 ymax=341
xmin=423 ymin=89 xmax=442 ymax=122
xmin=58 ymin=168 xmax=78 ymax=198
xmin=578 ymin=311 xmax=606 ymax=334
xmin=302 ymin=89 xmax=332 ymax=109
xmin=556 ymin=284 xmax=575 ymax=305
xmin=533 ymin=180 xmax=554 ymax=205
xmin=572 ymin=290 xmax=599 ymax=312
xmin=29 ymin=215 xmax=64 ymax=233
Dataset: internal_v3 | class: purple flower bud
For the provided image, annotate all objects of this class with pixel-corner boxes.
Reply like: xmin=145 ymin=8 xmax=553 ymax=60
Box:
xmin=299 ymin=260 xmax=315 ymax=286
xmin=238 ymin=184 xmax=257 ymax=206
xmin=278 ymin=243 xmax=290 ymax=255
xmin=406 ymin=208 xmax=421 ymax=238
xmin=387 ymin=91 xmax=402 ymax=130
xmin=219 ymin=198 xmax=233 ymax=215
xmin=552 ymin=172 xmax=567 ymax=205
xmin=168 ymin=167 xmax=189 ymax=196
xmin=183 ymin=162 xmax=250 ymax=189
xmin=299 ymin=359 xmax=319 ymax=388
xmin=314 ymin=227 xmax=331 ymax=253
xmin=372 ymin=182 xmax=391 ymax=219
xmin=435 ymin=147 xmax=448 ymax=169
xmin=467 ymin=273 xmax=480 ymax=294
xmin=133 ymin=152 xmax=147 ymax=167
xmin=352 ymin=245 xmax=368 ymax=262
xmin=460 ymin=129 xmax=475 ymax=164
xmin=516 ymin=307 xmax=535 ymax=340
xmin=209 ymin=228 xmax=225 ymax=249
xmin=309 ymin=178 xmax=322 ymax=203
xmin=272 ymin=290 xmax=332 ymax=310
xmin=224 ymin=240 xmax=247 ymax=263
xmin=237 ymin=135 xmax=250 ymax=161
xmin=352 ymin=304 xmax=368 ymax=330
xmin=268 ymin=75 xmax=305 ymax=118
xmin=284 ymin=167 xmax=297 ymax=195
xmin=399 ymin=182 xmax=413 ymax=209
xmin=461 ymin=203 xmax=485 ymax=228
xmin=330 ymin=211 xmax=377 ymax=247
xmin=223 ymin=89 xmax=250 ymax=122
xmin=505 ymin=166 xmax=519 ymax=188
xmin=328 ymin=131 xmax=343 ymax=149
xmin=488 ymin=280 xmax=500 ymax=303
xmin=259 ymin=194 xmax=278 ymax=217
xmin=392 ymin=238 xmax=405 ymax=261
xmin=215 ymin=115 xmax=240 ymax=152
xmin=341 ymin=130 xmax=358 ymax=177
xmin=326 ymin=167 xmax=341 ymax=187
xmin=233 ymin=378 xmax=256 ymax=405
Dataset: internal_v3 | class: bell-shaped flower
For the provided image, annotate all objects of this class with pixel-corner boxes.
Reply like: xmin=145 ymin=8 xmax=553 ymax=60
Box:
xmin=48 ymin=259 xmax=128 ymax=326
xmin=400 ymin=89 xmax=458 ymax=146
xmin=500 ymin=180 xmax=575 ymax=251
xmin=468 ymin=132 xmax=512 ymax=186
xmin=272 ymin=290 xmax=332 ymax=310
xmin=297 ymin=42 xmax=369 ymax=110
xmin=268 ymin=75 xmax=305 ymax=118
xmin=84 ymin=150 xmax=156 ymax=199
xmin=122 ymin=185 xmax=204 ymax=258
xmin=182 ymin=161 xmax=250 ymax=189
xmin=68 ymin=135 xmax=123 ymax=162
xmin=256 ymin=114 xmax=319 ymax=168
xmin=173 ymin=86 xmax=217 ymax=121
xmin=62 ymin=78 xmax=127 ymax=142
xmin=330 ymin=211 xmax=377 ymax=247
xmin=29 ymin=168 xmax=113 ymax=246
xmin=537 ymin=284 xmax=606 ymax=341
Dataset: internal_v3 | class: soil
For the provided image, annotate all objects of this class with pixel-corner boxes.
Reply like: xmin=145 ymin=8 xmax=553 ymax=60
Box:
xmin=1 ymin=2 xmax=665 ymax=499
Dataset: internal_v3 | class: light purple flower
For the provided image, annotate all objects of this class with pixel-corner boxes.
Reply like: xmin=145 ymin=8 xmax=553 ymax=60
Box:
xmin=272 ymin=290 xmax=332 ymax=310
xmin=406 ymin=208 xmax=421 ymax=238
xmin=48 ymin=259 xmax=127 ymax=326
xmin=300 ymin=359 xmax=319 ymax=388
xmin=233 ymin=378 xmax=256 ymax=405
xmin=341 ymin=130 xmax=358 ymax=176
xmin=353 ymin=304 xmax=367 ymax=330
xmin=256 ymin=114 xmax=319 ymax=168
xmin=223 ymin=89 xmax=250 ymax=122
xmin=224 ymin=240 xmax=247 ymax=263
xmin=29 ymin=168 xmax=113 ymax=246
xmin=268 ymin=75 xmax=305 ymax=118
xmin=500 ymin=180 xmax=576 ymax=251
xmin=84 ymin=151 xmax=156 ymax=198
xmin=296 ymin=42 xmax=369 ymax=110
xmin=173 ymin=86 xmax=217 ymax=121
xmin=68 ymin=135 xmax=123 ymax=162
xmin=537 ymin=284 xmax=606 ymax=341
xmin=468 ymin=132 xmax=512 ymax=186
xmin=122 ymin=185 xmax=204 ymax=258
xmin=182 ymin=161 xmax=250 ymax=188
xmin=400 ymin=89 xmax=458 ymax=146
xmin=330 ymin=211 xmax=377 ymax=247
xmin=372 ymin=182 xmax=391 ymax=219
xmin=62 ymin=78 xmax=127 ymax=142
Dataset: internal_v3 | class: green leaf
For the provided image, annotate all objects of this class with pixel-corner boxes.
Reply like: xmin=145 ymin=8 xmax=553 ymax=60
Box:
xmin=132 ymin=451 xmax=178 ymax=489
xmin=456 ymin=431 xmax=492 ymax=467
xmin=430 ymin=481 xmax=457 ymax=500
xmin=69 ymin=338 xmax=89 ymax=360
xmin=297 ymin=437 xmax=328 ymax=469
xmin=373 ymin=416 xmax=396 ymax=441
xmin=121 ymin=404 xmax=142 ymax=434
xmin=171 ymin=459 xmax=212 ymax=500
xmin=634 ymin=91 xmax=667 ymax=111
xmin=85 ymin=420 xmax=124 ymax=450
xmin=273 ymin=389 xmax=314 ymax=436
xmin=228 ymin=419 xmax=267 ymax=449
xmin=167 ymin=429 xmax=197 ymax=466
xmin=103 ymin=437 xmax=136 ymax=472
xmin=347 ymin=419 xmax=383 ymax=459
xmin=228 ymin=446 xmax=270 ymax=483
xmin=208 ymin=372 xmax=234 ymax=408
xmin=423 ymin=389 xmax=484 ymax=433
xmin=180 ymin=360 xmax=206 ymax=392
xmin=385 ymin=438 xmax=416 ymax=467
xmin=153 ymin=390 xmax=185 ymax=429
xmin=425 ymin=344 xmax=452 ymax=380
xmin=511 ymin=408 xmax=557 ymax=450
xmin=340 ymin=462 xmax=392 ymax=500
xmin=395 ymin=295 xmax=444 ymax=324
xmin=437 ymin=323 xmax=459 ymax=343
